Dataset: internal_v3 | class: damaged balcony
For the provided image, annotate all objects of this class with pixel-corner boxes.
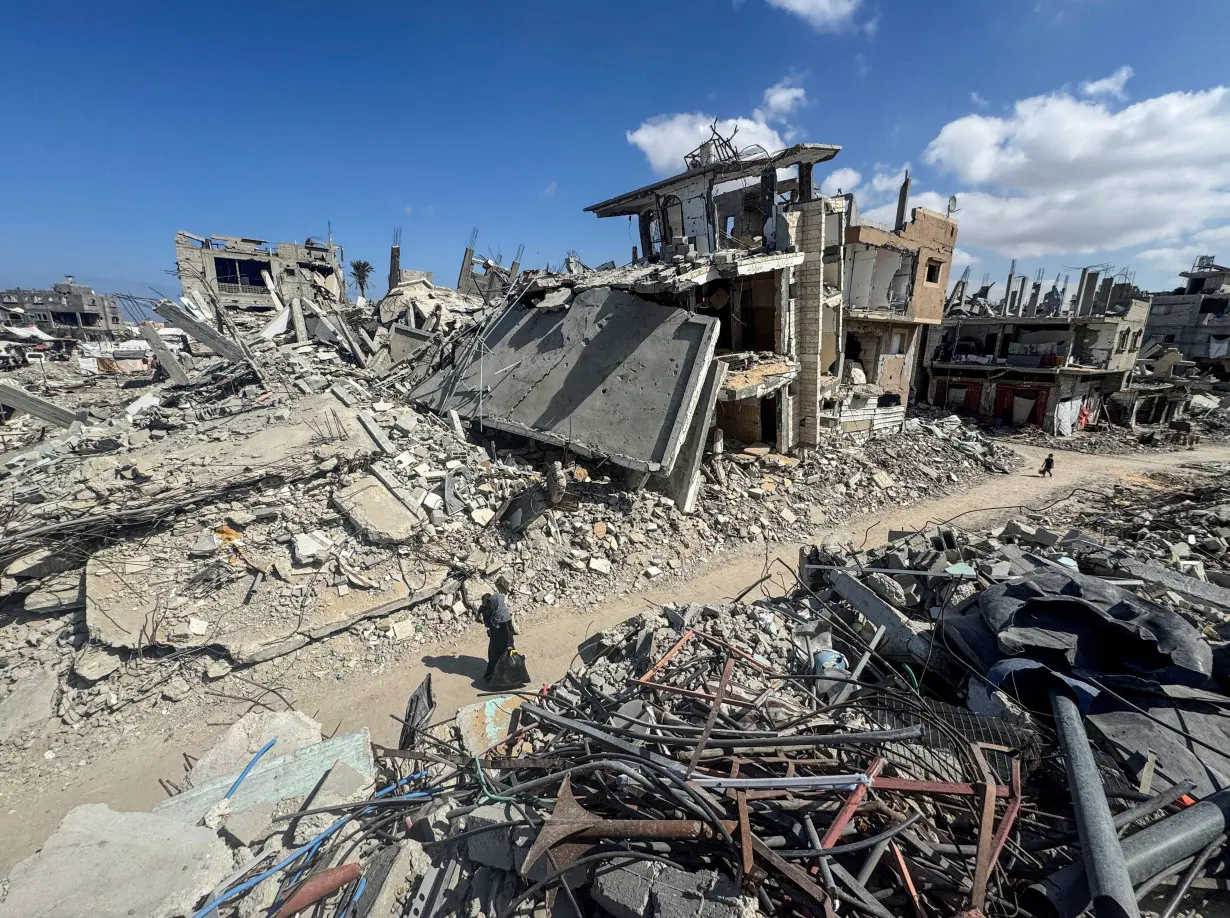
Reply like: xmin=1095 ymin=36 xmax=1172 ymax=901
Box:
xmin=717 ymin=352 xmax=798 ymax=400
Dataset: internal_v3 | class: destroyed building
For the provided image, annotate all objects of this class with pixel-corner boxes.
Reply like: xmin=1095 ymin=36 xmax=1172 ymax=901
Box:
xmin=842 ymin=172 xmax=957 ymax=417
xmin=456 ymin=229 xmax=522 ymax=303
xmin=0 ymin=277 xmax=123 ymax=342
xmin=174 ymin=231 xmax=346 ymax=314
xmin=925 ymin=265 xmax=1150 ymax=433
xmin=1145 ymin=255 xmax=1230 ymax=377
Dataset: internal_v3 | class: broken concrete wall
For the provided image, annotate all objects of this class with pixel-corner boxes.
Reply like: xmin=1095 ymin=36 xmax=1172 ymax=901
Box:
xmin=791 ymin=198 xmax=832 ymax=447
xmin=654 ymin=361 xmax=726 ymax=513
xmin=413 ymin=286 xmax=718 ymax=474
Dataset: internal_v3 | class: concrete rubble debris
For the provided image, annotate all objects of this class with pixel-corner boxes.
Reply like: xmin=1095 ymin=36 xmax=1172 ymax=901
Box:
xmin=6 ymin=165 xmax=1230 ymax=918
xmin=0 ymin=804 xmax=232 ymax=918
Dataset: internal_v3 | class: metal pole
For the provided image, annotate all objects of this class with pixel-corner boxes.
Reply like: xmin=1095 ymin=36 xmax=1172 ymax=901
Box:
xmin=1027 ymin=789 xmax=1230 ymax=918
xmin=1050 ymin=688 xmax=1140 ymax=918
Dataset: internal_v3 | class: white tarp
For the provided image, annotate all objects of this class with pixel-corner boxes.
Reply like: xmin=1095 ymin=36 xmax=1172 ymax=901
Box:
xmin=1209 ymin=336 xmax=1230 ymax=359
xmin=1054 ymin=397 xmax=1082 ymax=436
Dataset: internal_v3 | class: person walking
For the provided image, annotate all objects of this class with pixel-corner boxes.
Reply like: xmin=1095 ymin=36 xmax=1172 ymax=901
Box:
xmin=480 ymin=593 xmax=514 ymax=684
xmin=1040 ymin=453 xmax=1055 ymax=478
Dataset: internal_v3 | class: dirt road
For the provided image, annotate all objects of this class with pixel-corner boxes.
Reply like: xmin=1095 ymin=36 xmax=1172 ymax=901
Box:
xmin=1 ymin=441 xmax=1226 ymax=868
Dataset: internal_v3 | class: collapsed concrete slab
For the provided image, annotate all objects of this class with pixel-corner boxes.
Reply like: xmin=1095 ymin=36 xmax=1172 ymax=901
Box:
xmin=186 ymin=711 xmax=323 ymax=788
xmin=0 ymin=804 xmax=231 ymax=918
xmin=333 ymin=475 xmax=421 ymax=543
xmin=413 ymin=286 xmax=718 ymax=474
xmin=153 ymin=727 xmax=374 ymax=826
xmin=0 ymin=666 xmax=57 ymax=742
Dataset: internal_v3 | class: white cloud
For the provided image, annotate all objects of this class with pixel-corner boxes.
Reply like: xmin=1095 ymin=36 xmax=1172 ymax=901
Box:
xmin=541 ymin=181 xmax=558 ymax=198
xmin=1080 ymin=65 xmax=1133 ymax=100
xmin=970 ymin=91 xmax=988 ymax=109
xmin=755 ymin=79 xmax=807 ymax=123
xmin=820 ymin=167 xmax=861 ymax=196
xmin=918 ymin=80 xmax=1230 ymax=259
xmin=627 ymin=80 xmax=807 ymax=175
xmin=764 ymin=0 xmax=862 ymax=32
xmin=403 ymin=204 xmax=413 ymax=215
xmin=952 ymin=247 xmax=979 ymax=267
xmin=1136 ymin=225 xmax=1230 ymax=271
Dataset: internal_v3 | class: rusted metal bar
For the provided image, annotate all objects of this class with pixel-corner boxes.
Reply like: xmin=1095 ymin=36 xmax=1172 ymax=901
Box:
xmin=889 ymin=841 xmax=927 ymax=918
xmin=751 ymin=834 xmax=830 ymax=911
xmin=987 ymin=756 xmax=1024 ymax=873
xmin=737 ymin=789 xmax=753 ymax=875
xmin=687 ymin=654 xmax=737 ymax=777
xmin=271 ymin=863 xmax=360 ymax=918
xmin=821 ymin=757 xmax=885 ymax=849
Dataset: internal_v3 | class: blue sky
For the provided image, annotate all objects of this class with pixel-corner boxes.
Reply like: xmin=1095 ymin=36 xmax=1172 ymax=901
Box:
xmin=3 ymin=0 xmax=1229 ymax=303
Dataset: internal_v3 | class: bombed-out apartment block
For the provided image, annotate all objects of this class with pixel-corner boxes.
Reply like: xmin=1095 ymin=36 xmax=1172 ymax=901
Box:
xmin=412 ymin=137 xmax=959 ymax=512
xmin=456 ymin=230 xmax=522 ymax=303
xmin=174 ymin=231 xmax=345 ymax=313
xmin=842 ymin=173 xmax=957 ymax=418
xmin=923 ymin=269 xmax=1151 ymax=434
xmin=0 ymin=276 xmax=123 ymax=342
xmin=1145 ymin=256 xmax=1230 ymax=377
xmin=582 ymin=142 xmax=956 ymax=448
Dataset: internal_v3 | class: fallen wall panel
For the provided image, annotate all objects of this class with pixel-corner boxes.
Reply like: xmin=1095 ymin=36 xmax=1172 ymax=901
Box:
xmin=412 ymin=286 xmax=717 ymax=473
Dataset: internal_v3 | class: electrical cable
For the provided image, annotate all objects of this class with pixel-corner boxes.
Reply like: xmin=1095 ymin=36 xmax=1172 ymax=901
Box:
xmin=224 ymin=738 xmax=276 ymax=799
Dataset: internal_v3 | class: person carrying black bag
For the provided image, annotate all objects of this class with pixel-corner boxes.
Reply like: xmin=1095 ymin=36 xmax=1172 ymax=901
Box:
xmin=480 ymin=593 xmax=514 ymax=684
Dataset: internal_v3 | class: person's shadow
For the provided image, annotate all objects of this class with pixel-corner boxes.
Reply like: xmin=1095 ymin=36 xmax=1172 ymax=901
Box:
xmin=421 ymin=654 xmax=488 ymax=688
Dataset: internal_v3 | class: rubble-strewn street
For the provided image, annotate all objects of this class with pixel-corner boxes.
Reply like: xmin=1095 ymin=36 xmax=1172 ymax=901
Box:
xmin=5 ymin=82 xmax=1230 ymax=914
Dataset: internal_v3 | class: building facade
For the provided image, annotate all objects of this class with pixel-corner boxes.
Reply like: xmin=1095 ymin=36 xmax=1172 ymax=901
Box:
xmin=1144 ymin=256 xmax=1230 ymax=376
xmin=842 ymin=185 xmax=957 ymax=410
xmin=175 ymin=232 xmax=346 ymax=314
xmin=585 ymin=142 xmax=956 ymax=450
xmin=0 ymin=277 xmax=123 ymax=342
xmin=921 ymin=300 xmax=1149 ymax=434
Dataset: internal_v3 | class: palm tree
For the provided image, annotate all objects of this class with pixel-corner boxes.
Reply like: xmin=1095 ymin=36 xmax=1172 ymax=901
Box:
xmin=349 ymin=260 xmax=374 ymax=299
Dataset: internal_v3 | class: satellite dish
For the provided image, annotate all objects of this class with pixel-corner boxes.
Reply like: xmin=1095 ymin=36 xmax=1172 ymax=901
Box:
xmin=947 ymin=194 xmax=960 ymax=217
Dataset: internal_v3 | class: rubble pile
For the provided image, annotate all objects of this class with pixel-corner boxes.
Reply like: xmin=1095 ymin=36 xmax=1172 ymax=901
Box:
xmin=695 ymin=416 xmax=1020 ymax=539
xmin=0 ymin=295 xmax=1019 ymax=765
xmin=990 ymin=422 xmax=1188 ymax=455
xmin=7 ymin=464 xmax=1230 ymax=914
xmin=27 ymin=569 xmax=1224 ymax=917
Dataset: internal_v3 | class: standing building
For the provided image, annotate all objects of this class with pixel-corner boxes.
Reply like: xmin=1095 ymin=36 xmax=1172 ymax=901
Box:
xmin=0 ymin=277 xmax=123 ymax=342
xmin=174 ymin=232 xmax=346 ymax=314
xmin=1144 ymin=256 xmax=1230 ymax=377
xmin=584 ymin=141 xmax=956 ymax=449
xmin=922 ymin=286 xmax=1149 ymax=433
xmin=842 ymin=174 xmax=957 ymax=424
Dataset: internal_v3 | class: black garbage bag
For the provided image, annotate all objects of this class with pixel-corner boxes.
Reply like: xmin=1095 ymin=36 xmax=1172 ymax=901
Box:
xmin=489 ymin=648 xmax=530 ymax=688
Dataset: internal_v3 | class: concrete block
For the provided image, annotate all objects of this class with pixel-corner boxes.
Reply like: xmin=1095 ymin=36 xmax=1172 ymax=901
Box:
xmin=156 ymin=729 xmax=373 ymax=827
xmin=1033 ymin=527 xmax=1061 ymax=547
xmin=188 ymin=711 xmax=323 ymax=788
xmin=591 ymin=860 xmax=656 ymax=918
xmin=0 ymin=666 xmax=57 ymax=741
xmin=292 ymin=530 xmax=332 ymax=564
xmin=465 ymin=803 xmax=517 ymax=869
xmin=333 ymin=475 xmax=421 ymax=544
xmin=4 ymin=547 xmax=80 ymax=580
xmin=865 ymin=572 xmax=907 ymax=608
xmin=1001 ymin=519 xmax=1038 ymax=542
xmin=293 ymin=758 xmax=376 ymax=845
xmin=0 ymin=804 xmax=232 ymax=918
xmin=652 ymin=866 xmax=741 ymax=918
xmin=221 ymin=801 xmax=277 ymax=848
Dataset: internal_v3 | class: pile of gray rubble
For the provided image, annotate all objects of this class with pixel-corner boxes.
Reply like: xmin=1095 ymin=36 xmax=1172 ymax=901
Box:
xmin=0 ymin=264 xmax=1020 ymax=775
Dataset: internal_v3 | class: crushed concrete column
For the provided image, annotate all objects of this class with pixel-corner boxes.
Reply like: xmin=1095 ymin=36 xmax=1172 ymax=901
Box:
xmin=137 ymin=322 xmax=191 ymax=385
xmin=0 ymin=382 xmax=81 ymax=428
